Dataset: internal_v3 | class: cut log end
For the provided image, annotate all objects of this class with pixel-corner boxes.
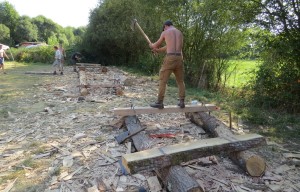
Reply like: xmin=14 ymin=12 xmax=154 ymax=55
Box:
xmin=246 ymin=155 xmax=266 ymax=177
xmin=80 ymin=88 xmax=88 ymax=96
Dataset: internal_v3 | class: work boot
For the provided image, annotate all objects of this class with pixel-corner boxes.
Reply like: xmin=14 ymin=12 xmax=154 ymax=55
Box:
xmin=150 ymin=101 xmax=164 ymax=109
xmin=177 ymin=99 xmax=185 ymax=108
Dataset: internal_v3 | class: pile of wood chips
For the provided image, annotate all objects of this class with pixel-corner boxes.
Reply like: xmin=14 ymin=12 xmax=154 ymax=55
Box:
xmin=0 ymin=66 xmax=299 ymax=192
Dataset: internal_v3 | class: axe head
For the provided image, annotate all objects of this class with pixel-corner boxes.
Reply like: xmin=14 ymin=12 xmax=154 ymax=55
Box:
xmin=130 ymin=19 xmax=137 ymax=31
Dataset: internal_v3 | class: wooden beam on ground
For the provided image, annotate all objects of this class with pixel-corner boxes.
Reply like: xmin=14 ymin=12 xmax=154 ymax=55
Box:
xmin=76 ymin=63 xmax=101 ymax=65
xmin=76 ymin=63 xmax=102 ymax=67
xmin=25 ymin=71 xmax=53 ymax=75
xmin=187 ymin=112 xmax=266 ymax=177
xmin=114 ymin=104 xmax=220 ymax=116
xmin=77 ymin=84 xmax=122 ymax=88
xmin=78 ymin=69 xmax=88 ymax=96
xmin=124 ymin=116 xmax=202 ymax=191
xmin=76 ymin=63 xmax=107 ymax=73
xmin=122 ymin=133 xmax=266 ymax=174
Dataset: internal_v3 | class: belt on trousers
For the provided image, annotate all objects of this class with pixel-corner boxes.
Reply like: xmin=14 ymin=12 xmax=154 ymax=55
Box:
xmin=166 ymin=53 xmax=181 ymax=56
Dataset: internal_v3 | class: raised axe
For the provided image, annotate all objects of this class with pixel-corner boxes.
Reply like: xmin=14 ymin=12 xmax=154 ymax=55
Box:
xmin=131 ymin=19 xmax=152 ymax=44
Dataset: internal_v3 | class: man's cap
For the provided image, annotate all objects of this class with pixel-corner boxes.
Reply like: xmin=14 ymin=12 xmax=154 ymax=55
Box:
xmin=162 ymin=20 xmax=173 ymax=31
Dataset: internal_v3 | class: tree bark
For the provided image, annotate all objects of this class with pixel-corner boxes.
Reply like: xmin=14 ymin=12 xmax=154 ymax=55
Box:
xmin=186 ymin=112 xmax=266 ymax=177
xmin=157 ymin=166 xmax=203 ymax=192
xmin=122 ymin=133 xmax=265 ymax=173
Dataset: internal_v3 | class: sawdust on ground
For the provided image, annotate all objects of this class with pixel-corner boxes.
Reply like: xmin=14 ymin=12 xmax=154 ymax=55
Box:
xmin=0 ymin=65 xmax=299 ymax=192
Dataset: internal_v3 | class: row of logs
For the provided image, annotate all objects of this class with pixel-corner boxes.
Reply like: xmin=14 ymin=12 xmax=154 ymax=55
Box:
xmin=122 ymin=112 xmax=266 ymax=192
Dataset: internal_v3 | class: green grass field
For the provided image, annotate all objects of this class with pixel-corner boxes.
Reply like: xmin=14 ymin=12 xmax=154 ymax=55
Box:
xmin=226 ymin=60 xmax=261 ymax=88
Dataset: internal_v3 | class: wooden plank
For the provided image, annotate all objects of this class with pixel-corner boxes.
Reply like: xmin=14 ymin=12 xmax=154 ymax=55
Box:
xmin=77 ymin=84 xmax=122 ymax=88
xmin=122 ymin=133 xmax=266 ymax=174
xmin=76 ymin=63 xmax=101 ymax=67
xmin=79 ymin=70 xmax=88 ymax=96
xmin=25 ymin=71 xmax=53 ymax=75
xmin=114 ymin=104 xmax=220 ymax=116
xmin=76 ymin=63 xmax=101 ymax=65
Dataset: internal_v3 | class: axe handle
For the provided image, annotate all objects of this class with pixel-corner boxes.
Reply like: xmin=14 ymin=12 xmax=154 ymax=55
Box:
xmin=135 ymin=22 xmax=152 ymax=44
xmin=118 ymin=127 xmax=146 ymax=144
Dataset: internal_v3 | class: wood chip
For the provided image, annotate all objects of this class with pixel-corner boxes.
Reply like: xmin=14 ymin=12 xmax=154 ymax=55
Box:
xmin=147 ymin=176 xmax=162 ymax=192
xmin=62 ymin=166 xmax=83 ymax=181
xmin=274 ymin=164 xmax=295 ymax=174
xmin=3 ymin=177 xmax=18 ymax=192
xmin=283 ymin=153 xmax=300 ymax=159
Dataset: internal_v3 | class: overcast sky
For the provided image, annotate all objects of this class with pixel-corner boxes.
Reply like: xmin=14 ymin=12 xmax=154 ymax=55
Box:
xmin=2 ymin=0 xmax=100 ymax=27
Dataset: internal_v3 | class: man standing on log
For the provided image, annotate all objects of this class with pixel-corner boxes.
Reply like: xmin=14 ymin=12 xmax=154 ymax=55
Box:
xmin=149 ymin=20 xmax=185 ymax=109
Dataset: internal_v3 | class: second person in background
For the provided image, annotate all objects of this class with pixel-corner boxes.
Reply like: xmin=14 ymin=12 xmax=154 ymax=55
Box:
xmin=52 ymin=46 xmax=62 ymax=75
xmin=59 ymin=43 xmax=66 ymax=75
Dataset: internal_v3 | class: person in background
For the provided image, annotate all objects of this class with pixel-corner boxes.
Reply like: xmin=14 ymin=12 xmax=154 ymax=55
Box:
xmin=52 ymin=46 xmax=62 ymax=75
xmin=148 ymin=20 xmax=186 ymax=109
xmin=0 ymin=44 xmax=10 ymax=74
xmin=71 ymin=52 xmax=82 ymax=72
xmin=59 ymin=43 xmax=66 ymax=74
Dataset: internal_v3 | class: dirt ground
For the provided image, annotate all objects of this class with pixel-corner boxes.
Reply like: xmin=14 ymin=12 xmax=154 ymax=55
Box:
xmin=0 ymin=65 xmax=299 ymax=192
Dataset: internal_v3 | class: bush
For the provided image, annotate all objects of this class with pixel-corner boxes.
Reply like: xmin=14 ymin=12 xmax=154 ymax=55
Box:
xmin=11 ymin=46 xmax=54 ymax=64
xmin=251 ymin=32 xmax=300 ymax=113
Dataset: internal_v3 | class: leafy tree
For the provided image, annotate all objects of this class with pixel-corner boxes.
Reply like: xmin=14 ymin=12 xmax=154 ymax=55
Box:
xmin=0 ymin=24 xmax=11 ymax=44
xmin=0 ymin=1 xmax=20 ymax=45
xmin=62 ymin=27 xmax=76 ymax=46
xmin=85 ymin=0 xmax=260 ymax=84
xmin=14 ymin=16 xmax=38 ymax=43
xmin=85 ymin=0 xmax=151 ymax=65
xmin=32 ymin=15 xmax=61 ymax=43
xmin=250 ymin=0 xmax=300 ymax=112
xmin=153 ymin=0 xmax=259 ymax=89
xmin=47 ymin=34 xmax=59 ymax=46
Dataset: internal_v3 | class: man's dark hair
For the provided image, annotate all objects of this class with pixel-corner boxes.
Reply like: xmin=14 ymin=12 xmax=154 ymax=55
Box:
xmin=164 ymin=20 xmax=173 ymax=26
xmin=162 ymin=20 xmax=173 ymax=31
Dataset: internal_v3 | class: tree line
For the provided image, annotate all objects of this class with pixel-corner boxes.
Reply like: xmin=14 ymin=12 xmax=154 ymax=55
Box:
xmin=1 ymin=0 xmax=299 ymax=113
xmin=0 ymin=1 xmax=85 ymax=47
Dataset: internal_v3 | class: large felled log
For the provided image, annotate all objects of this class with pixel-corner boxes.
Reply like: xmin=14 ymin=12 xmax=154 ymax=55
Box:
xmin=187 ymin=112 xmax=266 ymax=177
xmin=78 ymin=69 xmax=88 ymax=96
xmin=157 ymin=166 xmax=203 ymax=192
xmin=124 ymin=116 xmax=202 ymax=192
xmin=122 ymin=133 xmax=266 ymax=174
